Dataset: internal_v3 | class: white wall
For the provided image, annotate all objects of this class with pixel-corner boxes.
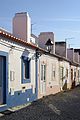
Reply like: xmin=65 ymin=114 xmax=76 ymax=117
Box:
xmin=59 ymin=60 xmax=71 ymax=90
xmin=38 ymin=54 xmax=60 ymax=98
xmin=0 ymin=38 xmax=36 ymax=95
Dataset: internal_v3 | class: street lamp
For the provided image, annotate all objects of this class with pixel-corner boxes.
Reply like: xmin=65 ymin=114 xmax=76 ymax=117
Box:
xmin=45 ymin=39 xmax=54 ymax=53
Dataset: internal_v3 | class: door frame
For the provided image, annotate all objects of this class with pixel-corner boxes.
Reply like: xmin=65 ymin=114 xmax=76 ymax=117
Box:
xmin=0 ymin=51 xmax=8 ymax=105
xmin=40 ymin=63 xmax=46 ymax=94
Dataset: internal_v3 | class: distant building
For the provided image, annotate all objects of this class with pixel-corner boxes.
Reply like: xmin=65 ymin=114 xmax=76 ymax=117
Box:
xmin=74 ymin=49 xmax=80 ymax=64
xmin=67 ymin=48 xmax=74 ymax=61
xmin=67 ymin=48 xmax=79 ymax=63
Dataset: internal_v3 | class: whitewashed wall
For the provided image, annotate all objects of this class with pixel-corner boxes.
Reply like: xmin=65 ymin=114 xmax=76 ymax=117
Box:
xmin=38 ymin=54 xmax=60 ymax=98
xmin=59 ymin=60 xmax=71 ymax=90
xmin=0 ymin=38 xmax=36 ymax=95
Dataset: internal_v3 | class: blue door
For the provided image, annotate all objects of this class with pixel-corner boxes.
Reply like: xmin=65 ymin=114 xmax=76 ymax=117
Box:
xmin=0 ymin=56 xmax=6 ymax=104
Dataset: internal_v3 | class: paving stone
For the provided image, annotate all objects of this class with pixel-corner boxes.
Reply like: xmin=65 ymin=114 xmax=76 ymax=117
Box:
xmin=0 ymin=86 xmax=80 ymax=120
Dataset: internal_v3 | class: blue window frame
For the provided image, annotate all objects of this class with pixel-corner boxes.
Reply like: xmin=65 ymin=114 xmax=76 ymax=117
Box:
xmin=21 ymin=56 xmax=31 ymax=83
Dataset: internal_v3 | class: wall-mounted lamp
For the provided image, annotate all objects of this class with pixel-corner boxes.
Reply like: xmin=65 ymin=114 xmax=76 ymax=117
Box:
xmin=45 ymin=39 xmax=53 ymax=53
xmin=36 ymin=48 xmax=42 ymax=59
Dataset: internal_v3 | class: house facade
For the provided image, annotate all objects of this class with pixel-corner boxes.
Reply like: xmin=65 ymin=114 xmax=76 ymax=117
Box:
xmin=55 ymin=42 xmax=71 ymax=90
xmin=59 ymin=59 xmax=71 ymax=91
xmin=0 ymin=29 xmax=38 ymax=111
xmin=38 ymin=53 xmax=60 ymax=98
xmin=67 ymin=48 xmax=80 ymax=88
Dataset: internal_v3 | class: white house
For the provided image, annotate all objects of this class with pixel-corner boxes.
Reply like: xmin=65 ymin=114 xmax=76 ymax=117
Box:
xmin=38 ymin=53 xmax=60 ymax=98
xmin=67 ymin=48 xmax=80 ymax=88
xmin=0 ymin=28 xmax=38 ymax=112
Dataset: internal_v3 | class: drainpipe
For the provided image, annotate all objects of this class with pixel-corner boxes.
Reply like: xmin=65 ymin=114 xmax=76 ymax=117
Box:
xmin=35 ymin=51 xmax=38 ymax=99
xmin=35 ymin=49 xmax=40 ymax=99
xmin=35 ymin=48 xmax=42 ymax=99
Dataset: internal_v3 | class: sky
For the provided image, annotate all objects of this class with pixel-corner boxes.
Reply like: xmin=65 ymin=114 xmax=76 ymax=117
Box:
xmin=0 ymin=0 xmax=80 ymax=48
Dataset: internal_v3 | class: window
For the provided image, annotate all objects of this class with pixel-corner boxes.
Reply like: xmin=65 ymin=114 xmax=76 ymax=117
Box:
xmin=66 ymin=69 xmax=68 ymax=78
xmin=60 ymin=67 xmax=64 ymax=80
xmin=22 ymin=56 xmax=30 ymax=83
xmin=41 ymin=64 xmax=46 ymax=81
xmin=23 ymin=59 xmax=30 ymax=79
xmin=71 ymin=69 xmax=73 ymax=80
xmin=51 ymin=65 xmax=55 ymax=81
xmin=10 ymin=71 xmax=15 ymax=81
xmin=78 ymin=69 xmax=80 ymax=82
xmin=74 ymin=71 xmax=76 ymax=79
xmin=78 ymin=70 xmax=80 ymax=78
xmin=78 ymin=70 xmax=80 ymax=80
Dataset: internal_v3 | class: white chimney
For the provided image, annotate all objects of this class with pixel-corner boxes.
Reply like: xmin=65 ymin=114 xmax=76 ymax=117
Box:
xmin=13 ymin=12 xmax=31 ymax=42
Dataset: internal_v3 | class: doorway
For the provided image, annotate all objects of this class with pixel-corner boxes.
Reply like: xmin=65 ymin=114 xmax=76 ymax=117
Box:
xmin=0 ymin=56 xmax=6 ymax=105
xmin=40 ymin=64 xmax=46 ymax=94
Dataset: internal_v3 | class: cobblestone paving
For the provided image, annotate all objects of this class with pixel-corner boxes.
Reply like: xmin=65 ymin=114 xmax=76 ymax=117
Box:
xmin=1 ymin=86 xmax=80 ymax=120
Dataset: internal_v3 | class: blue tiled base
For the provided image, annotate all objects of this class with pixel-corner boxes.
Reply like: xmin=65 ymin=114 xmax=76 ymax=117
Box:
xmin=7 ymin=88 xmax=37 ymax=107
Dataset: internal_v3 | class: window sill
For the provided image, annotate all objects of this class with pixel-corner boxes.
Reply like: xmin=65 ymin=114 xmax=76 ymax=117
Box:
xmin=22 ymin=79 xmax=31 ymax=84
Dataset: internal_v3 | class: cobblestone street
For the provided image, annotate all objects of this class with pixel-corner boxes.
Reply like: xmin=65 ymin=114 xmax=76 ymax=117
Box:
xmin=0 ymin=86 xmax=80 ymax=120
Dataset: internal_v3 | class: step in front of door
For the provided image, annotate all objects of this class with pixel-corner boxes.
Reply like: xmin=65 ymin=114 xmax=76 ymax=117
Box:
xmin=0 ymin=104 xmax=8 ymax=112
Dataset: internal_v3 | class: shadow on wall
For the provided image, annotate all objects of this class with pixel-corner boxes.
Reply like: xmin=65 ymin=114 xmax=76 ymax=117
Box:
xmin=62 ymin=79 xmax=76 ymax=90
xmin=62 ymin=80 xmax=67 ymax=90
xmin=71 ymin=79 xmax=76 ymax=89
